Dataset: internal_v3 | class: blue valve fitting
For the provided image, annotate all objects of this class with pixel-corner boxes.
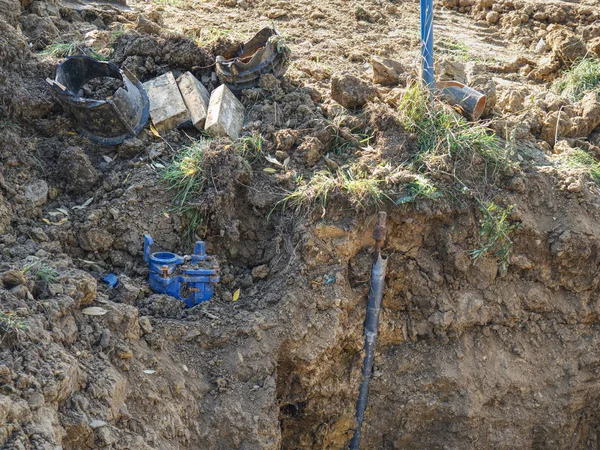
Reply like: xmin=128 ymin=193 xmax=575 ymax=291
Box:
xmin=143 ymin=234 xmax=220 ymax=307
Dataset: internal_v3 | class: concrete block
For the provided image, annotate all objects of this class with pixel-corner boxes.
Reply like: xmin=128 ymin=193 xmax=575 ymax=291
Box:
xmin=177 ymin=72 xmax=210 ymax=131
xmin=143 ymin=72 xmax=189 ymax=132
xmin=205 ymin=85 xmax=244 ymax=140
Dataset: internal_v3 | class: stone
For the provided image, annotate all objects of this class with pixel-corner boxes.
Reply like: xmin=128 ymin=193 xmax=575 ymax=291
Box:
xmin=177 ymin=72 xmax=210 ymax=131
xmin=1 ymin=269 xmax=27 ymax=287
xmin=118 ymin=138 xmax=144 ymax=158
xmin=251 ymin=264 xmax=270 ymax=280
xmin=497 ymin=87 xmax=528 ymax=113
xmin=371 ymin=57 xmax=405 ymax=86
xmin=60 ymin=269 xmax=98 ymax=306
xmin=143 ymin=72 xmax=190 ymax=132
xmin=545 ymin=28 xmax=587 ymax=64
xmin=296 ymin=136 xmax=324 ymax=167
xmin=588 ymin=37 xmax=600 ymax=58
xmin=535 ymin=38 xmax=548 ymax=54
xmin=486 ymin=11 xmax=499 ymax=23
xmin=99 ymin=329 xmax=111 ymax=349
xmin=330 ymin=74 xmax=376 ymax=109
xmin=24 ymin=179 xmax=48 ymax=207
xmin=540 ymin=110 xmax=572 ymax=145
xmin=570 ymin=93 xmax=600 ymax=138
xmin=135 ymin=15 xmax=162 ymax=35
xmin=205 ymin=85 xmax=245 ymax=140
xmin=57 ymin=147 xmax=98 ymax=194
xmin=79 ymin=228 xmax=114 ymax=252
xmin=139 ymin=316 xmax=153 ymax=334
xmin=436 ymin=58 xmax=466 ymax=83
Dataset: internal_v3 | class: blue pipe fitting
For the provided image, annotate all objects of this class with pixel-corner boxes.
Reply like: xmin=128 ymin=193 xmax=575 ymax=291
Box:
xmin=143 ymin=235 xmax=220 ymax=307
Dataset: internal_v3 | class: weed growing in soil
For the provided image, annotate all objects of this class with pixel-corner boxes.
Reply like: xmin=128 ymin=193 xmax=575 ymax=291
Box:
xmin=23 ymin=260 xmax=59 ymax=283
xmin=283 ymin=166 xmax=387 ymax=212
xmin=436 ymin=39 xmax=470 ymax=61
xmin=162 ymin=140 xmax=206 ymax=206
xmin=396 ymin=175 xmax=441 ymax=204
xmin=470 ymin=202 xmax=520 ymax=273
xmin=0 ymin=311 xmax=27 ymax=335
xmin=560 ymin=147 xmax=600 ymax=185
xmin=235 ymin=133 xmax=263 ymax=162
xmin=161 ymin=141 xmax=208 ymax=241
xmin=553 ymin=58 xmax=600 ymax=101
xmin=40 ymin=42 xmax=79 ymax=58
xmin=398 ymin=83 xmax=503 ymax=172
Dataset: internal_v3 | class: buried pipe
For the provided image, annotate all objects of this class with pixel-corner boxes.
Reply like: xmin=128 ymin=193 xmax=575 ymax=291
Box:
xmin=435 ymin=80 xmax=487 ymax=121
xmin=349 ymin=212 xmax=388 ymax=450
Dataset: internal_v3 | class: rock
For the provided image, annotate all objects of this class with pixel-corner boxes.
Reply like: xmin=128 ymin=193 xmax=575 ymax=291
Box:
xmin=57 ymin=147 xmax=98 ymax=194
xmin=99 ymin=328 xmax=111 ymax=349
xmin=567 ymin=179 xmax=584 ymax=193
xmin=24 ymin=179 xmax=48 ymax=207
xmin=545 ymin=28 xmax=587 ymax=64
xmin=436 ymin=58 xmax=466 ymax=83
xmin=1 ymin=269 xmax=26 ymax=287
xmin=497 ymin=87 xmax=528 ymax=113
xmin=297 ymin=136 xmax=324 ymax=167
xmin=588 ymin=37 xmax=600 ymax=58
xmin=139 ymin=316 xmax=153 ymax=334
xmin=371 ymin=57 xmax=405 ymax=86
xmin=79 ymin=228 xmax=114 ymax=252
xmin=251 ymin=264 xmax=270 ymax=280
xmin=535 ymin=38 xmax=548 ymax=54
xmin=570 ymin=92 xmax=600 ymax=138
xmin=143 ymin=72 xmax=190 ymax=132
xmin=205 ymin=85 xmax=245 ymax=140
xmin=0 ymin=195 xmax=12 ymax=235
xmin=258 ymin=73 xmax=280 ymax=91
xmin=274 ymin=129 xmax=297 ymax=152
xmin=177 ymin=71 xmax=210 ymax=131
xmin=486 ymin=11 xmax=499 ymax=23
xmin=118 ymin=138 xmax=144 ymax=158
xmin=540 ymin=110 xmax=572 ymax=145
xmin=61 ymin=269 xmax=98 ymax=306
xmin=135 ymin=15 xmax=162 ymax=35
xmin=330 ymin=74 xmax=376 ymax=109
xmin=83 ymin=30 xmax=110 ymax=49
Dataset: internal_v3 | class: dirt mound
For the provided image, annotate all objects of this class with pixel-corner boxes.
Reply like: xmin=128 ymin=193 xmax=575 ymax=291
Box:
xmin=3 ymin=0 xmax=600 ymax=448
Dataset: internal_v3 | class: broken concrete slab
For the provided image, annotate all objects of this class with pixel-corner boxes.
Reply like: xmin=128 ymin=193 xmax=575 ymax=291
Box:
xmin=143 ymin=72 xmax=189 ymax=132
xmin=177 ymin=72 xmax=210 ymax=131
xmin=205 ymin=85 xmax=244 ymax=140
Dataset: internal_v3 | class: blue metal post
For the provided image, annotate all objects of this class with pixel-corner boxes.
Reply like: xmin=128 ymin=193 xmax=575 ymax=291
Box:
xmin=420 ymin=0 xmax=434 ymax=89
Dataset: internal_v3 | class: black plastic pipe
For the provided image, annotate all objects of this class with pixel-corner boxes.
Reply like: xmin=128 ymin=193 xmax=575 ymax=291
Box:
xmin=350 ymin=212 xmax=388 ymax=449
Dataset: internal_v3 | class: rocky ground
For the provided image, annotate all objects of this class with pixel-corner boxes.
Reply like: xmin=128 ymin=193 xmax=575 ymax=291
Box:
xmin=3 ymin=0 xmax=600 ymax=449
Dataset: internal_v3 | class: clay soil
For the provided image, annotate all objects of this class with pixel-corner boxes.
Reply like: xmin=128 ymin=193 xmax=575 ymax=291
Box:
xmin=3 ymin=0 xmax=600 ymax=449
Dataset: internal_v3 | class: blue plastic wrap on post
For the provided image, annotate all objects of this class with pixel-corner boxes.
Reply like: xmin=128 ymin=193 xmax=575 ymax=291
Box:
xmin=143 ymin=234 xmax=219 ymax=307
xmin=420 ymin=0 xmax=435 ymax=89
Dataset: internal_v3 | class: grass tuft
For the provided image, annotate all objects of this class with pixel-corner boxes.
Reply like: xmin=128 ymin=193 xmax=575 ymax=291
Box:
xmin=162 ymin=140 xmax=207 ymax=207
xmin=0 ymin=311 xmax=27 ymax=334
xmin=235 ymin=133 xmax=263 ymax=162
xmin=283 ymin=166 xmax=387 ymax=212
xmin=40 ymin=42 xmax=79 ymax=58
xmin=398 ymin=83 xmax=504 ymax=171
xmin=396 ymin=175 xmax=441 ymax=204
xmin=161 ymin=140 xmax=208 ymax=242
xmin=23 ymin=260 xmax=59 ymax=283
xmin=553 ymin=57 xmax=600 ymax=102
xmin=560 ymin=147 xmax=600 ymax=185
xmin=469 ymin=202 xmax=520 ymax=273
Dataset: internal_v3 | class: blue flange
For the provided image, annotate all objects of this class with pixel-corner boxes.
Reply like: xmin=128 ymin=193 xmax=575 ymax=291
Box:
xmin=143 ymin=235 xmax=220 ymax=307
